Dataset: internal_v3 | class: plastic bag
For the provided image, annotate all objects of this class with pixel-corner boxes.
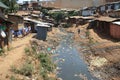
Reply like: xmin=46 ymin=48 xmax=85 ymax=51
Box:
xmin=0 ymin=30 xmax=6 ymax=38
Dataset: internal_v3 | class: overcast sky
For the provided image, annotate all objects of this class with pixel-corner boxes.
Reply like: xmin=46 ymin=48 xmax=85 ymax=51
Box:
xmin=17 ymin=0 xmax=30 ymax=3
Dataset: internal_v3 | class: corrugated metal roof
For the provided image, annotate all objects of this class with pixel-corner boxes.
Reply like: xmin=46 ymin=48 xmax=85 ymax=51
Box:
xmin=95 ymin=16 xmax=117 ymax=22
xmin=24 ymin=18 xmax=51 ymax=27
xmin=36 ymin=23 xmax=50 ymax=28
xmin=0 ymin=2 xmax=8 ymax=9
xmin=112 ymin=21 xmax=120 ymax=25
xmin=69 ymin=16 xmax=95 ymax=19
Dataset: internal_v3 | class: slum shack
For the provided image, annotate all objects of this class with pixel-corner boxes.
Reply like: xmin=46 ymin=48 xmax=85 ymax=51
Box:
xmin=112 ymin=1 xmax=120 ymax=10
xmin=80 ymin=7 xmax=96 ymax=17
xmin=24 ymin=18 xmax=53 ymax=33
xmin=8 ymin=14 xmax=24 ymax=30
xmin=109 ymin=9 xmax=120 ymax=18
xmin=0 ymin=2 xmax=13 ymax=49
xmin=36 ymin=24 xmax=50 ymax=41
xmin=97 ymin=5 xmax=107 ymax=15
xmin=92 ymin=16 xmax=117 ymax=36
xmin=8 ymin=14 xmax=24 ymax=37
xmin=110 ymin=21 xmax=120 ymax=39
xmin=0 ymin=16 xmax=13 ymax=49
xmin=107 ymin=1 xmax=120 ymax=18
xmin=66 ymin=17 xmax=77 ymax=24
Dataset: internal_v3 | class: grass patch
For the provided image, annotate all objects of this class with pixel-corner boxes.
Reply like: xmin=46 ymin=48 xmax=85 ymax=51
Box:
xmin=10 ymin=76 xmax=16 ymax=80
xmin=24 ymin=47 xmax=31 ymax=56
xmin=11 ymin=61 xmax=34 ymax=77
xmin=30 ymin=43 xmax=56 ymax=80
xmin=11 ymin=42 xmax=56 ymax=80
xmin=37 ymin=53 xmax=56 ymax=80
xmin=86 ymin=30 xmax=90 ymax=37
xmin=86 ymin=30 xmax=95 ymax=44
xmin=0 ymin=48 xmax=5 ymax=56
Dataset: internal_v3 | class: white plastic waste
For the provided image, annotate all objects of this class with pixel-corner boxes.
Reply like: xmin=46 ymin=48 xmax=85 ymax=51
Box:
xmin=0 ymin=30 xmax=6 ymax=38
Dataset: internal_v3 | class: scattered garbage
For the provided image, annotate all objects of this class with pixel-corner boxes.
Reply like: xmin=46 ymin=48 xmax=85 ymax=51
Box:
xmin=90 ymin=57 xmax=107 ymax=67
xmin=47 ymin=47 xmax=51 ymax=51
xmin=74 ymin=74 xmax=78 ymax=77
xmin=56 ymin=67 xmax=62 ymax=71
xmin=57 ymin=78 xmax=63 ymax=80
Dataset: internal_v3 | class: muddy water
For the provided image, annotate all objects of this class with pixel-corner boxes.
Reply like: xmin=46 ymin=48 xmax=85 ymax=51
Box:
xmin=53 ymin=33 xmax=98 ymax=80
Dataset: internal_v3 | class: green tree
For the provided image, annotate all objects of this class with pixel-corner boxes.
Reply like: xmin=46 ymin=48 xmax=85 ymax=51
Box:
xmin=0 ymin=0 xmax=19 ymax=13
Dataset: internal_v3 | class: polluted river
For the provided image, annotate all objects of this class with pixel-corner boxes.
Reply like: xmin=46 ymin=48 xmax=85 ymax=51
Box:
xmin=53 ymin=32 xmax=99 ymax=80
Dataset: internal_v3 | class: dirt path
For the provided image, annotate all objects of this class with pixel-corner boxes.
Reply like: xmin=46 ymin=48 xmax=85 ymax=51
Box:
xmin=0 ymin=34 xmax=34 ymax=80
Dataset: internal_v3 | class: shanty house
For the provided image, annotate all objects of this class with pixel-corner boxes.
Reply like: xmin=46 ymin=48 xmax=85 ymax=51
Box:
xmin=97 ymin=5 xmax=107 ymax=15
xmin=90 ymin=16 xmax=120 ymax=40
xmin=0 ymin=2 xmax=13 ymax=49
xmin=8 ymin=14 xmax=24 ymax=31
xmin=112 ymin=1 xmax=120 ymax=10
xmin=106 ymin=2 xmax=120 ymax=18
xmin=80 ymin=7 xmax=97 ymax=17
xmin=22 ymin=1 xmax=29 ymax=10
xmin=94 ymin=17 xmax=117 ymax=34
xmin=24 ymin=17 xmax=53 ymax=35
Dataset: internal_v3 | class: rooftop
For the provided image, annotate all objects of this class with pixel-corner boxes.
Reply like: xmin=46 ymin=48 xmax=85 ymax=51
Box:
xmin=95 ymin=16 xmax=117 ymax=22
xmin=112 ymin=21 xmax=120 ymax=25
xmin=0 ymin=2 xmax=8 ymax=9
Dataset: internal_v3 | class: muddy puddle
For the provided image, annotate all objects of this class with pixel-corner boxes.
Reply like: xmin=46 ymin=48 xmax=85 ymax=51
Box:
xmin=53 ymin=33 xmax=99 ymax=80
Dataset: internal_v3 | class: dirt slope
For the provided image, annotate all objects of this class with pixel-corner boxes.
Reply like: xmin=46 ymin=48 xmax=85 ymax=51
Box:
xmin=0 ymin=34 xmax=34 ymax=80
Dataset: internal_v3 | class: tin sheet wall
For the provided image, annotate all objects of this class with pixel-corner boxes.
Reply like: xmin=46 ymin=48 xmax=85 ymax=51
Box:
xmin=110 ymin=23 xmax=120 ymax=39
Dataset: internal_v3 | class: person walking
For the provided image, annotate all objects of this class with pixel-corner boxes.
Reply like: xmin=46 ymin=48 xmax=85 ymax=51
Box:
xmin=78 ymin=29 xmax=80 ymax=34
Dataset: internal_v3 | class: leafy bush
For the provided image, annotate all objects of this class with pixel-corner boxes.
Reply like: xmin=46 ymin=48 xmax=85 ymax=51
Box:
xmin=37 ymin=53 xmax=55 ymax=72
xmin=24 ymin=48 xmax=31 ymax=55
xmin=0 ymin=48 xmax=4 ymax=56
xmin=10 ymin=76 xmax=16 ymax=80
xmin=42 ymin=9 xmax=49 ymax=15
xmin=64 ymin=23 xmax=72 ymax=28
xmin=49 ymin=12 xmax=67 ymax=24
xmin=19 ymin=62 xmax=33 ymax=76
xmin=68 ymin=11 xmax=79 ymax=16
xmin=11 ymin=62 xmax=34 ymax=76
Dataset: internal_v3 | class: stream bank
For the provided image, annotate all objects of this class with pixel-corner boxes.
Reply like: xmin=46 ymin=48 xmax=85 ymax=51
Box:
xmin=68 ymin=24 xmax=120 ymax=80
xmin=53 ymin=32 xmax=98 ymax=80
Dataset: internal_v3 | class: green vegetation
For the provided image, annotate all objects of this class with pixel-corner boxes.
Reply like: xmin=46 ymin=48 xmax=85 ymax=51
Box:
xmin=0 ymin=48 xmax=4 ymax=56
xmin=42 ymin=9 xmax=49 ymax=16
xmin=64 ymin=23 xmax=72 ymax=28
xmin=86 ymin=30 xmax=94 ymax=44
xmin=49 ymin=11 xmax=67 ymax=24
xmin=67 ymin=10 xmax=79 ymax=16
xmin=10 ymin=76 xmax=16 ymax=80
xmin=38 ymin=53 xmax=55 ymax=80
xmin=11 ymin=61 xmax=34 ymax=76
xmin=24 ymin=47 xmax=31 ymax=56
xmin=30 ymin=43 xmax=56 ymax=80
xmin=86 ymin=30 xmax=90 ymax=37
xmin=11 ymin=43 xmax=56 ymax=80
xmin=0 ymin=0 xmax=19 ymax=13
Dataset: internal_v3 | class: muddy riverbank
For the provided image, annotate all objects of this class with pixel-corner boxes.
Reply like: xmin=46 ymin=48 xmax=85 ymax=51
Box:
xmin=68 ymin=24 xmax=120 ymax=80
xmin=12 ymin=26 xmax=119 ymax=80
xmin=31 ymin=27 xmax=100 ymax=80
xmin=53 ymin=32 xmax=98 ymax=80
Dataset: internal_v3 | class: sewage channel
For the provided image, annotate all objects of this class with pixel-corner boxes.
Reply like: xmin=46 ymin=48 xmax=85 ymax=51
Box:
xmin=53 ymin=33 xmax=98 ymax=80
